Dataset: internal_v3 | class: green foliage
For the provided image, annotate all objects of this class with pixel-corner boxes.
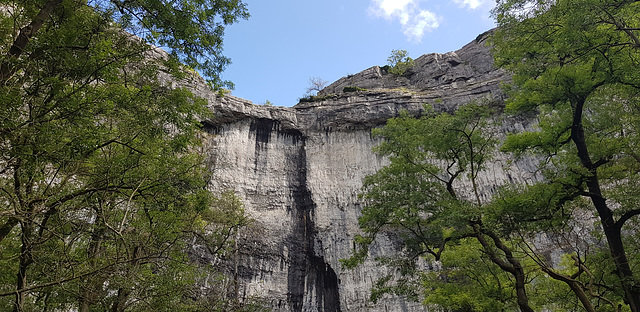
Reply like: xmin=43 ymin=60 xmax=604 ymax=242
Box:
xmin=355 ymin=102 xmax=498 ymax=243
xmin=421 ymin=239 xmax=518 ymax=312
xmin=492 ymin=0 xmax=640 ymax=310
xmin=345 ymin=95 xmax=636 ymax=311
xmin=387 ymin=49 xmax=415 ymax=76
xmin=107 ymin=0 xmax=248 ymax=89
xmin=299 ymin=94 xmax=336 ymax=103
xmin=299 ymin=95 xmax=322 ymax=103
xmin=0 ymin=0 xmax=253 ymax=311
xmin=0 ymin=0 xmax=248 ymax=90
xmin=343 ymin=103 xmax=546 ymax=310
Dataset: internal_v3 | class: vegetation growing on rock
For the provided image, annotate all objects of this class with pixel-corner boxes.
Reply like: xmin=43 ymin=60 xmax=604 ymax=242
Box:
xmin=343 ymin=86 xmax=368 ymax=92
xmin=387 ymin=49 xmax=415 ymax=76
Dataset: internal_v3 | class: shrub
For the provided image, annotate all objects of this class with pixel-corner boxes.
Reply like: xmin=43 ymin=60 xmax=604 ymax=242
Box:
xmin=387 ymin=49 xmax=414 ymax=76
xmin=343 ymin=86 xmax=367 ymax=92
xmin=299 ymin=95 xmax=327 ymax=103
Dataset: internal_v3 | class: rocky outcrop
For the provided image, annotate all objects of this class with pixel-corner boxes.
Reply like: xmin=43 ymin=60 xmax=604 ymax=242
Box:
xmin=188 ymin=31 xmax=536 ymax=311
xmin=317 ymin=31 xmax=503 ymax=103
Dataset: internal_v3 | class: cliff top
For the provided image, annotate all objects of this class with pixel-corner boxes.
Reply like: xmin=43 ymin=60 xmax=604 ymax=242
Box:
xmin=313 ymin=29 xmax=498 ymax=98
xmin=201 ymin=30 xmax=506 ymax=132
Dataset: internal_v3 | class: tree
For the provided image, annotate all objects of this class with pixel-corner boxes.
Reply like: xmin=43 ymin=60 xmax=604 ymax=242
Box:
xmin=345 ymin=2 xmax=640 ymax=310
xmin=342 ymin=104 xmax=547 ymax=312
xmin=0 ymin=0 xmax=252 ymax=311
xmin=0 ymin=0 xmax=248 ymax=89
xmin=344 ymin=102 xmax=633 ymax=311
xmin=493 ymin=0 xmax=640 ymax=310
xmin=387 ymin=49 xmax=415 ymax=76
xmin=305 ymin=77 xmax=329 ymax=96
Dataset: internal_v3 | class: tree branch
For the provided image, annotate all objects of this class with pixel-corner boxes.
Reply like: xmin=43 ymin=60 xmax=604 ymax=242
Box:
xmin=472 ymin=225 xmax=515 ymax=274
xmin=0 ymin=0 xmax=63 ymax=84
xmin=616 ymin=209 xmax=640 ymax=230
xmin=0 ymin=255 xmax=158 ymax=297
xmin=0 ymin=217 xmax=19 ymax=243
xmin=598 ymin=4 xmax=640 ymax=49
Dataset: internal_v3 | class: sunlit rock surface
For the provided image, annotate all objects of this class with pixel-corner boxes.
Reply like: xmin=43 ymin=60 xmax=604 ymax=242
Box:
xmin=186 ymin=31 xmax=539 ymax=311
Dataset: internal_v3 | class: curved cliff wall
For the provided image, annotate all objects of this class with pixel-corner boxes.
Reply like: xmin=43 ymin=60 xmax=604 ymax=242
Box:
xmin=187 ymin=33 xmax=538 ymax=311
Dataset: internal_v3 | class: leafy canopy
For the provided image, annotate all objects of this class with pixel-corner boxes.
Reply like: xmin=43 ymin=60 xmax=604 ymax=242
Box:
xmin=387 ymin=49 xmax=415 ymax=76
xmin=493 ymin=0 xmax=640 ymax=310
xmin=342 ymin=103 xmax=545 ymax=311
xmin=0 ymin=0 xmax=255 ymax=311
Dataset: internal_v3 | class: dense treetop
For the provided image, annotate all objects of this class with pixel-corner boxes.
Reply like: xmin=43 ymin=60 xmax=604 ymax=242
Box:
xmin=347 ymin=1 xmax=640 ymax=311
xmin=0 ymin=0 xmax=254 ymax=311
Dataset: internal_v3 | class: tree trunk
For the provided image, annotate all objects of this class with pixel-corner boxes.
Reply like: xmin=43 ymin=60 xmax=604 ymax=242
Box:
xmin=110 ymin=288 xmax=131 ymax=312
xmin=13 ymin=222 xmax=34 ymax=312
xmin=487 ymin=232 xmax=534 ymax=312
xmin=78 ymin=217 xmax=107 ymax=312
xmin=513 ymin=271 xmax=534 ymax=312
xmin=571 ymin=98 xmax=640 ymax=312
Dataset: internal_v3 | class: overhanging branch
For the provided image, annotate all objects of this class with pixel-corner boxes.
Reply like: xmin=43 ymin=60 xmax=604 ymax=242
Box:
xmin=0 ymin=0 xmax=63 ymax=84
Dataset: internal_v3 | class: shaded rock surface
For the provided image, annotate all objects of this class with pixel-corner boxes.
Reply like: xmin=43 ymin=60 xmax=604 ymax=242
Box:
xmin=188 ymin=31 xmax=538 ymax=311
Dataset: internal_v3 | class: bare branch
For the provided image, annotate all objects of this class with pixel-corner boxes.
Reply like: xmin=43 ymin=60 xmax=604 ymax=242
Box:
xmin=305 ymin=77 xmax=328 ymax=96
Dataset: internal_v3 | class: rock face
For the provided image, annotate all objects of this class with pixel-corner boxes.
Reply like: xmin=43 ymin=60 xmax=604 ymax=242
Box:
xmin=317 ymin=31 xmax=502 ymax=105
xmin=188 ymin=32 xmax=536 ymax=311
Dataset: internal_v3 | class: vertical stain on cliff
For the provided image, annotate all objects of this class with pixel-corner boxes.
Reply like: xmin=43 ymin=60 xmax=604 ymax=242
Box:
xmin=286 ymin=135 xmax=342 ymax=312
xmin=250 ymin=118 xmax=277 ymax=144
xmin=251 ymin=118 xmax=278 ymax=171
xmin=310 ymin=254 xmax=341 ymax=312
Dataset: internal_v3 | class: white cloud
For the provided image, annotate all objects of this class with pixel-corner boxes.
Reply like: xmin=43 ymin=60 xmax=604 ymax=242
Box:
xmin=452 ymin=0 xmax=496 ymax=27
xmin=404 ymin=10 xmax=439 ymax=41
xmin=369 ymin=0 xmax=440 ymax=42
xmin=452 ymin=0 xmax=486 ymax=10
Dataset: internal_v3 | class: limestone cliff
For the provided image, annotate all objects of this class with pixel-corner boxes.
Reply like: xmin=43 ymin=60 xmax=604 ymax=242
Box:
xmin=188 ymin=32 xmax=537 ymax=311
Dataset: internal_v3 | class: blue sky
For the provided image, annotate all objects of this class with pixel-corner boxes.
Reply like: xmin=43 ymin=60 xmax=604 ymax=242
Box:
xmin=221 ymin=0 xmax=496 ymax=107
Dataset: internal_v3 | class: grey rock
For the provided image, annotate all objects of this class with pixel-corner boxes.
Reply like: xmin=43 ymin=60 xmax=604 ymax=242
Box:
xmin=318 ymin=30 xmax=505 ymax=99
xmin=186 ymin=30 xmax=535 ymax=312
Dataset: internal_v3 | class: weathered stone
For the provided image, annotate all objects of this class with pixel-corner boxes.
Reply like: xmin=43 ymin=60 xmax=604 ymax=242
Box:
xmin=186 ymin=29 xmax=536 ymax=311
xmin=318 ymin=30 xmax=504 ymax=99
